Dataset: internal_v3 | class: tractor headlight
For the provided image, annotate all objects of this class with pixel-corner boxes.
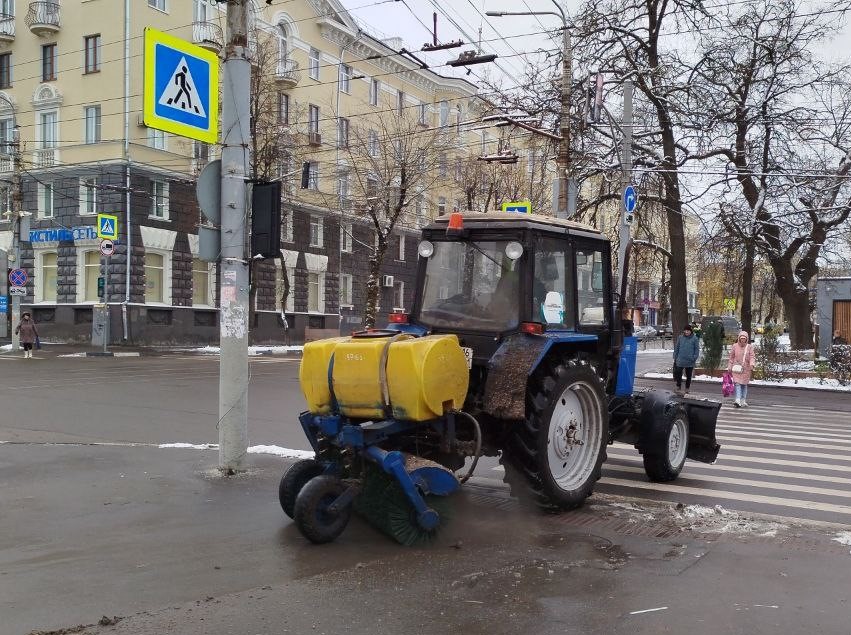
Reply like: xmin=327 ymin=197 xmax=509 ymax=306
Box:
xmin=418 ymin=240 xmax=435 ymax=258
xmin=505 ymin=241 xmax=524 ymax=260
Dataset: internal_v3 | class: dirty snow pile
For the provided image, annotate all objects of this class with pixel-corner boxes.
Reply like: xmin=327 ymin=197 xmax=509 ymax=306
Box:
xmin=642 ymin=371 xmax=851 ymax=391
xmin=0 ymin=344 xmax=11 ymax=352
xmin=195 ymin=345 xmax=303 ymax=355
xmin=832 ymin=532 xmax=851 ymax=554
xmin=158 ymin=442 xmax=313 ymax=459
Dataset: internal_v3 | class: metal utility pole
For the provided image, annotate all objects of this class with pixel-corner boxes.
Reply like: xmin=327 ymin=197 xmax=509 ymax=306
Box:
xmin=218 ymin=0 xmax=251 ymax=472
xmin=10 ymin=125 xmax=22 ymax=352
xmin=558 ymin=25 xmax=573 ymax=219
xmin=617 ymin=80 xmax=634 ymax=293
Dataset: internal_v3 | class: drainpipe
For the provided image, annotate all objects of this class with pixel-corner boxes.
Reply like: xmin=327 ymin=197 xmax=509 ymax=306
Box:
xmin=122 ymin=0 xmax=131 ymax=340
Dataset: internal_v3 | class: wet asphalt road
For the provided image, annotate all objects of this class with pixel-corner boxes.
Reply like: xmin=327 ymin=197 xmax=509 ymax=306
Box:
xmin=2 ymin=351 xmax=851 ymax=634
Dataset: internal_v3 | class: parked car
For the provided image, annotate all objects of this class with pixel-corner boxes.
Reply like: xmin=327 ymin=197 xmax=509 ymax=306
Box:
xmin=753 ymin=323 xmax=765 ymax=335
xmin=634 ymin=325 xmax=657 ymax=340
xmin=701 ymin=315 xmax=741 ymax=343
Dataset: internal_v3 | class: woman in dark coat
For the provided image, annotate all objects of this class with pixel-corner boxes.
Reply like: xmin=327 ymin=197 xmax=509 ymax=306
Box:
xmin=15 ymin=312 xmax=39 ymax=359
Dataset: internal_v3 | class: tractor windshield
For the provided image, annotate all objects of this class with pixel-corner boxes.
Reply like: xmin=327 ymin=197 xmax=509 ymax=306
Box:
xmin=418 ymin=240 xmax=520 ymax=332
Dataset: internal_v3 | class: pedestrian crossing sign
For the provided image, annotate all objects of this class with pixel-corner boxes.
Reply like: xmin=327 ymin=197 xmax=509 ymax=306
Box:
xmin=97 ymin=213 xmax=119 ymax=241
xmin=143 ymin=28 xmax=219 ymax=144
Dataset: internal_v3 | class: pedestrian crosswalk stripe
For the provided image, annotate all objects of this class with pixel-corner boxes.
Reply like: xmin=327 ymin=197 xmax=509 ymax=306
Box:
xmin=606 ymin=454 xmax=851 ymax=485
xmin=603 ymin=463 xmax=850 ymax=499
xmin=717 ymin=427 xmax=851 ymax=443
xmin=717 ymin=434 xmax=851 ymax=451
xmin=719 ymin=443 xmax=851 ymax=462
xmin=602 ymin=477 xmax=851 ymax=517
xmin=718 ymin=412 xmax=850 ymax=426
xmin=605 ymin=446 xmax=849 ymax=472
xmin=718 ymin=418 xmax=851 ymax=432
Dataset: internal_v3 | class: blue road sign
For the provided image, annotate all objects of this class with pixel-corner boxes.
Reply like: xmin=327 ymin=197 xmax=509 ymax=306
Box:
xmin=143 ymin=29 xmax=219 ymax=144
xmin=0 ymin=295 xmax=7 ymax=313
xmin=623 ymin=185 xmax=637 ymax=213
xmin=9 ymin=268 xmax=27 ymax=287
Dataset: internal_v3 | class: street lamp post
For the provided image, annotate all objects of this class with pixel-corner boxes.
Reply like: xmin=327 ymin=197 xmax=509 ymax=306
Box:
xmin=0 ymin=93 xmax=22 ymax=351
xmin=486 ymin=1 xmax=573 ymax=218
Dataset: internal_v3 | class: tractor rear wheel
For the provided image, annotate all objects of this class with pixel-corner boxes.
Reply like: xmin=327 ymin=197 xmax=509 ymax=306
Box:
xmin=279 ymin=459 xmax=323 ymax=519
xmin=643 ymin=405 xmax=689 ymax=482
xmin=500 ymin=360 xmax=608 ymax=511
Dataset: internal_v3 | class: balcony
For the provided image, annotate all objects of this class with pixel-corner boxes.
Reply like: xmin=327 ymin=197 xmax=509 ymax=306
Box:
xmin=275 ymin=58 xmax=301 ymax=89
xmin=26 ymin=2 xmax=60 ymax=37
xmin=0 ymin=13 xmax=15 ymax=43
xmin=33 ymin=147 xmax=58 ymax=167
xmin=308 ymin=132 xmax=321 ymax=147
xmin=192 ymin=21 xmax=223 ymax=53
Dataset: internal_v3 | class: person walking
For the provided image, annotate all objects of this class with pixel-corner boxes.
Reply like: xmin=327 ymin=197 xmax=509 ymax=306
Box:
xmin=727 ymin=330 xmax=756 ymax=407
xmin=15 ymin=312 xmax=39 ymax=359
xmin=673 ymin=324 xmax=700 ymax=395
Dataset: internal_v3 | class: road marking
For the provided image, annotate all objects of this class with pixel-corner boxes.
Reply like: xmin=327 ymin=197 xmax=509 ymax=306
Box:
xmin=718 ymin=443 xmax=851 ymax=462
xmin=716 ymin=434 xmax=851 ymax=451
xmin=718 ymin=412 xmax=850 ymax=427
xmin=717 ymin=426 xmax=851 ymax=441
xmin=601 ymin=477 xmax=851 ymax=517
xmin=606 ymin=446 xmax=848 ymax=473
xmin=603 ymin=463 xmax=851 ymax=499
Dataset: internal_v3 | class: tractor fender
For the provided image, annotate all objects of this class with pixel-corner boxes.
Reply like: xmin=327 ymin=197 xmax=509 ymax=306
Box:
xmin=635 ymin=391 xmax=721 ymax=464
xmin=635 ymin=390 xmax=683 ymax=455
xmin=482 ymin=332 xmax=600 ymax=421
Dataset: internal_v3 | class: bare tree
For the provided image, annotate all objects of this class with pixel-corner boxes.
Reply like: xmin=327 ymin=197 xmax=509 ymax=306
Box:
xmin=340 ymin=110 xmax=453 ymax=328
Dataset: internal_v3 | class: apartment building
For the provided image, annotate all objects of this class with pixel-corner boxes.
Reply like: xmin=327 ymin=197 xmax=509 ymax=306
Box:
xmin=0 ymin=0 xmax=501 ymax=344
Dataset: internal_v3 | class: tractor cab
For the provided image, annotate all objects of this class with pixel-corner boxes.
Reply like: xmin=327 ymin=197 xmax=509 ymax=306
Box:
xmin=409 ymin=212 xmax=618 ymax=370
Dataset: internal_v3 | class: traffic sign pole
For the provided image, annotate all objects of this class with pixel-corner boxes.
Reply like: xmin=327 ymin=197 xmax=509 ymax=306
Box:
xmin=617 ymin=80 xmax=634 ymax=300
xmin=218 ymin=0 xmax=250 ymax=473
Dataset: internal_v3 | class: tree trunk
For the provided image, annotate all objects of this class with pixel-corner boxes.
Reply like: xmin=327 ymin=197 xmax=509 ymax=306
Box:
xmin=771 ymin=260 xmax=814 ymax=349
xmin=740 ymin=239 xmax=755 ymax=334
xmin=363 ymin=246 xmax=386 ymax=329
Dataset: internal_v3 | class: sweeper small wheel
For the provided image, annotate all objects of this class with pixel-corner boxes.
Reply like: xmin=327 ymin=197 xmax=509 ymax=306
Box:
xmin=293 ymin=475 xmax=352 ymax=544
xmin=279 ymin=459 xmax=324 ymax=519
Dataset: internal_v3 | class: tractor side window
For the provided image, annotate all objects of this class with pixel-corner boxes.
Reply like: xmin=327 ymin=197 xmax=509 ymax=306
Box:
xmin=533 ymin=240 xmax=572 ymax=329
xmin=576 ymin=249 xmax=607 ymax=326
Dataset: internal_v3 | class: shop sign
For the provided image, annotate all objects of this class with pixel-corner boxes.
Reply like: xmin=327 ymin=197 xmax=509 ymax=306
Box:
xmin=29 ymin=226 xmax=98 ymax=243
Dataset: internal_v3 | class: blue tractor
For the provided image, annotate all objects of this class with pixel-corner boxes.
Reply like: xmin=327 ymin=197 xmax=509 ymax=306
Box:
xmin=282 ymin=212 xmax=721 ymax=544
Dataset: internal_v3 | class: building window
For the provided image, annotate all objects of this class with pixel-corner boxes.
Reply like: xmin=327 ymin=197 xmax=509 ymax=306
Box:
xmin=307 ymin=161 xmax=318 ymax=190
xmin=369 ymin=78 xmax=379 ymax=106
xmin=83 ymin=250 xmax=101 ymax=302
xmin=341 ymin=222 xmax=352 ymax=252
xmin=148 ymin=0 xmax=167 ymax=11
xmin=337 ymin=117 xmax=349 ymax=148
xmin=192 ymin=258 xmax=211 ymax=306
xmin=79 ymin=177 xmax=98 ymax=215
xmin=415 ymin=195 xmax=425 ymax=226
xmin=151 ymin=180 xmax=169 ymax=219
xmin=438 ymin=196 xmax=446 ymax=215
xmin=84 ymin=35 xmax=101 ymax=73
xmin=39 ymin=111 xmax=57 ymax=149
xmin=42 ymin=44 xmax=57 ymax=81
xmin=397 ymin=90 xmax=404 ymax=116
xmin=366 ymin=175 xmax=378 ymax=202
xmin=38 ymin=182 xmax=54 ymax=218
xmin=277 ymin=92 xmax=289 ymax=125
xmin=418 ymin=102 xmax=427 ymax=125
xmin=0 ymin=53 xmax=11 ymax=88
xmin=148 ymin=127 xmax=166 ymax=150
xmin=84 ymin=105 xmax=101 ymax=144
xmin=40 ymin=252 xmax=58 ymax=302
xmin=307 ymin=271 xmax=324 ymax=313
xmin=308 ymin=103 xmax=319 ymax=135
xmin=439 ymin=100 xmax=449 ymax=126
xmin=439 ymin=153 xmax=447 ymax=177
xmin=393 ymin=280 xmax=405 ymax=310
xmin=340 ymin=273 xmax=353 ymax=307
xmin=337 ymin=170 xmax=349 ymax=208
xmin=283 ymin=210 xmax=293 ymax=242
xmin=308 ymin=47 xmax=320 ymax=80
xmin=339 ymin=63 xmax=351 ymax=93
xmin=145 ymin=252 xmax=165 ymax=303
xmin=368 ymin=129 xmax=379 ymax=157
xmin=309 ymin=215 xmax=323 ymax=247
xmin=397 ymin=235 xmax=405 ymax=261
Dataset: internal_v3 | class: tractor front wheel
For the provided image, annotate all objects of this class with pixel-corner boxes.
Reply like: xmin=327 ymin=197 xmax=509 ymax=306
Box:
xmin=643 ymin=405 xmax=689 ymax=482
xmin=501 ymin=360 xmax=608 ymax=510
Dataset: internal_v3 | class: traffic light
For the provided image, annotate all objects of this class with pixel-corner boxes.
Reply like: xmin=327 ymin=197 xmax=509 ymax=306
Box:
xmin=97 ymin=276 xmax=105 ymax=299
xmin=250 ymin=181 xmax=282 ymax=260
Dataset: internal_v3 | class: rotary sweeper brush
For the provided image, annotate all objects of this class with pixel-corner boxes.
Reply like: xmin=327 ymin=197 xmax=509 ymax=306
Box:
xmin=279 ymin=212 xmax=722 ymax=545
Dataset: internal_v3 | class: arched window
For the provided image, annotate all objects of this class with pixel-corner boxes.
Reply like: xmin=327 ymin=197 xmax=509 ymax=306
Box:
xmin=278 ymin=23 xmax=289 ymax=64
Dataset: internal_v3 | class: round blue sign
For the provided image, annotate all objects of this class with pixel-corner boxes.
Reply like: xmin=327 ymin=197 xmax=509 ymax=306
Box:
xmin=623 ymin=185 xmax=637 ymax=213
xmin=9 ymin=268 xmax=27 ymax=287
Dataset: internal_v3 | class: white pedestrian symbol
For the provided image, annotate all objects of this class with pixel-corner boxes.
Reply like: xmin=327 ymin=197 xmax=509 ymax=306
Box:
xmin=158 ymin=56 xmax=206 ymax=117
xmin=101 ymin=219 xmax=114 ymax=234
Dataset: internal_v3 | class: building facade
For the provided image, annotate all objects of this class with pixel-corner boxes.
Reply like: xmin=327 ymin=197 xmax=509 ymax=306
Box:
xmin=0 ymin=0 xmax=509 ymax=344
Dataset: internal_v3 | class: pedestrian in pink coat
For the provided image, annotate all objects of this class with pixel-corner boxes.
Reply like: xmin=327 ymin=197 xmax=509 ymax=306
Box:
xmin=727 ymin=330 xmax=756 ymax=407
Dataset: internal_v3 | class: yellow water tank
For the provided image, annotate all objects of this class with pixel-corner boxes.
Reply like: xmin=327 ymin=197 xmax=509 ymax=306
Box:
xmin=299 ymin=334 xmax=470 ymax=421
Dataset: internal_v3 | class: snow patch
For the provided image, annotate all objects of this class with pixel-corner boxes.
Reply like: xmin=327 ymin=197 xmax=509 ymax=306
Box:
xmin=833 ymin=532 xmax=851 ymax=547
xmin=157 ymin=442 xmax=313 ymax=460
xmin=159 ymin=443 xmax=217 ymax=450
xmin=1 ymin=344 xmax=11 ymax=352
xmin=642 ymin=372 xmax=851 ymax=391
xmin=194 ymin=345 xmax=303 ymax=356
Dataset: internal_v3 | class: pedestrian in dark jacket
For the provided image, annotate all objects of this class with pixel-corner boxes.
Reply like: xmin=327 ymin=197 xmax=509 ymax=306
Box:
xmin=673 ymin=325 xmax=700 ymax=394
xmin=15 ymin=312 xmax=39 ymax=359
